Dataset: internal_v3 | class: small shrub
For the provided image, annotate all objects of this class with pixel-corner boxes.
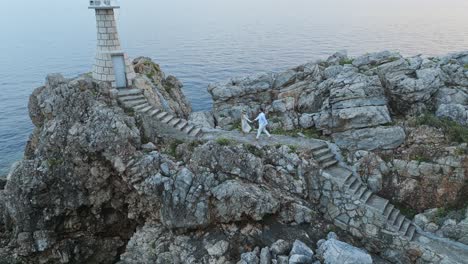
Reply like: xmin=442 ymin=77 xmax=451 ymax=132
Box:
xmin=288 ymin=145 xmax=298 ymax=153
xmin=166 ymin=139 xmax=184 ymax=158
xmin=432 ymin=205 xmax=467 ymax=226
xmin=216 ymin=138 xmax=232 ymax=146
xmin=245 ymin=144 xmax=263 ymax=157
xmin=455 ymin=147 xmax=467 ymax=156
xmin=393 ymin=202 xmax=417 ymax=219
xmin=411 ymin=154 xmax=432 ymax=163
xmin=339 ymin=58 xmax=354 ymax=66
xmin=231 ymin=120 xmax=242 ymax=131
xmin=464 ymin=64 xmax=468 ymax=70
xmin=125 ymin=108 xmax=135 ymax=117
xmin=47 ymin=158 xmax=63 ymax=168
xmin=415 ymin=114 xmax=468 ymax=143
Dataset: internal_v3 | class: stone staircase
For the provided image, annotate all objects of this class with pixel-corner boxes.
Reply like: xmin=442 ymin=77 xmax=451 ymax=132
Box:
xmin=311 ymin=144 xmax=418 ymax=241
xmin=117 ymin=88 xmax=204 ymax=138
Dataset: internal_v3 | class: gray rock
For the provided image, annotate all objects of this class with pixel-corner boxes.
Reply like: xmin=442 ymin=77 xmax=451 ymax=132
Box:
xmin=289 ymin=254 xmax=312 ymax=264
xmin=271 ymin=240 xmax=291 ymax=258
xmin=277 ymin=255 xmax=289 ymax=264
xmin=189 ymin=111 xmax=216 ymax=128
xmin=260 ymin=247 xmax=272 ymax=264
xmin=436 ymin=104 xmax=468 ymax=125
xmin=290 ymin=240 xmax=314 ymax=259
xmin=332 ymin=126 xmax=406 ymax=150
xmin=299 ymin=114 xmax=315 ymax=129
xmin=352 ymin=51 xmax=401 ymax=68
xmin=205 ymin=240 xmax=229 ymax=257
xmin=318 ymin=238 xmax=372 ymax=264
xmin=142 ymin=142 xmax=157 ymax=151
xmin=240 ymin=251 xmax=260 ymax=264
xmin=211 ymin=180 xmax=280 ymax=222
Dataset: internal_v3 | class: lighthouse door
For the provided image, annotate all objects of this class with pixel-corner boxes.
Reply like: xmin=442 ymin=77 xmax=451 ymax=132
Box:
xmin=112 ymin=55 xmax=127 ymax=88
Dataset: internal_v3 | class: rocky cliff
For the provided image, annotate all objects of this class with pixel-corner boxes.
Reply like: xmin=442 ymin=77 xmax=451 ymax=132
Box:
xmin=0 ymin=53 xmax=467 ymax=264
xmin=209 ymin=50 xmax=468 ymax=215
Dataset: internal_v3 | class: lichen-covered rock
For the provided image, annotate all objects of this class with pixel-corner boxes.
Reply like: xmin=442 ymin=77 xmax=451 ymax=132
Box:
xmin=133 ymin=57 xmax=192 ymax=118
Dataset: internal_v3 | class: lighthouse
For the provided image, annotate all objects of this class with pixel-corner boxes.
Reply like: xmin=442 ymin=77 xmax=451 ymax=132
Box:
xmin=89 ymin=0 xmax=135 ymax=88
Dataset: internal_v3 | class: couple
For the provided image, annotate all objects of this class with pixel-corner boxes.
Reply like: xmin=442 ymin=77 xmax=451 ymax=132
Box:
xmin=241 ymin=108 xmax=271 ymax=140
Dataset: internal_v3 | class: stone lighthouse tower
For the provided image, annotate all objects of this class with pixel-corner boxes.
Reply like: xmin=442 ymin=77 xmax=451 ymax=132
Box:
xmin=89 ymin=0 xmax=135 ymax=88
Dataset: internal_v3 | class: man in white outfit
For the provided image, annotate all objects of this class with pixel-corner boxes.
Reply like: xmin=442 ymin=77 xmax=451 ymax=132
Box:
xmin=255 ymin=108 xmax=271 ymax=140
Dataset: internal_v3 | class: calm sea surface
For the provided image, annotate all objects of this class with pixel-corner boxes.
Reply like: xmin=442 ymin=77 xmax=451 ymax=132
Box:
xmin=1 ymin=0 xmax=467 ymax=175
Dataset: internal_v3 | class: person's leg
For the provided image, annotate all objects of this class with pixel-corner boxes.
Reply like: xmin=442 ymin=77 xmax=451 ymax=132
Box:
xmin=256 ymin=125 xmax=263 ymax=139
xmin=264 ymin=127 xmax=271 ymax=138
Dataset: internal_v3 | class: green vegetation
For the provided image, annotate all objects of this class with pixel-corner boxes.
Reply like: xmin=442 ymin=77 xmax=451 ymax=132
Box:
xmin=47 ymin=158 xmax=63 ymax=168
xmin=166 ymin=139 xmax=184 ymax=158
xmin=287 ymin=145 xmax=298 ymax=153
xmin=271 ymin=127 xmax=321 ymax=139
xmin=245 ymin=144 xmax=263 ymax=157
xmin=464 ymin=64 xmax=468 ymax=70
xmin=433 ymin=205 xmax=467 ymax=226
xmin=216 ymin=137 xmax=233 ymax=146
xmin=455 ymin=147 xmax=468 ymax=156
xmin=124 ymin=107 xmax=135 ymax=117
xmin=231 ymin=120 xmax=242 ymax=131
xmin=410 ymin=154 xmax=432 ymax=164
xmin=388 ymin=56 xmax=400 ymax=62
xmin=415 ymin=114 xmax=468 ymax=143
xmin=339 ymin=58 xmax=354 ymax=66
xmin=393 ymin=202 xmax=417 ymax=219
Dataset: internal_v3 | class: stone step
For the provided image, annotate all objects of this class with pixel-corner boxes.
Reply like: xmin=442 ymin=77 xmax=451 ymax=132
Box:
xmin=118 ymin=89 xmax=143 ymax=97
xmin=190 ymin=127 xmax=202 ymax=137
xmin=360 ymin=190 xmax=373 ymax=203
xmin=150 ymin=109 xmax=161 ymax=117
xmin=394 ymin=214 xmax=406 ymax=229
xmin=169 ymin=118 xmax=181 ymax=127
xmin=348 ymin=179 xmax=360 ymax=192
xmin=311 ymin=144 xmax=329 ymax=152
xmin=134 ymin=103 xmax=150 ymax=111
xmin=138 ymin=105 xmax=153 ymax=113
xmin=400 ymin=219 xmax=411 ymax=234
xmin=344 ymin=173 xmax=355 ymax=185
xmin=354 ymin=185 xmax=366 ymax=197
xmin=183 ymin=125 xmax=195 ymax=134
xmin=162 ymin=115 xmax=174 ymax=124
xmin=405 ymin=225 xmax=416 ymax=240
xmin=119 ymin=94 xmax=145 ymax=102
xmin=156 ymin=112 xmax=168 ymax=120
xmin=366 ymin=195 xmax=389 ymax=213
xmin=384 ymin=204 xmax=394 ymax=219
xmin=125 ymin=99 xmax=147 ymax=107
xmin=176 ymin=121 xmax=188 ymax=130
xmin=388 ymin=208 xmax=400 ymax=224
xmin=317 ymin=153 xmax=335 ymax=163
xmin=313 ymin=148 xmax=331 ymax=158
xmin=322 ymin=159 xmax=338 ymax=169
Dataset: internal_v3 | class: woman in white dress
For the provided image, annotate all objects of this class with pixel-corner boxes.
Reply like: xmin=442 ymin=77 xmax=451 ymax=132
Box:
xmin=241 ymin=110 xmax=253 ymax=134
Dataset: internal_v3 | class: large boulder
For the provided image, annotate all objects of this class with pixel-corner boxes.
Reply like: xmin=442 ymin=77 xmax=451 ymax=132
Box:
xmin=436 ymin=104 xmax=468 ymax=125
xmin=332 ymin=126 xmax=406 ymax=150
xmin=317 ymin=233 xmax=372 ymax=264
xmin=379 ymin=58 xmax=444 ymax=114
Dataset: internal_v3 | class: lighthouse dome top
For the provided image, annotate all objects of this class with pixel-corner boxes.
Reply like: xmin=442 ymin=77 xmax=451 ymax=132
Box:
xmin=89 ymin=0 xmax=120 ymax=9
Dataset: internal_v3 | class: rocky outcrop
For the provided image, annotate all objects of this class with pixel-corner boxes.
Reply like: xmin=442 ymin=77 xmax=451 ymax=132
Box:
xmin=132 ymin=57 xmax=192 ymax=118
xmin=209 ymin=50 xmax=468 ymax=151
xmin=1 ymin=51 xmax=467 ymax=263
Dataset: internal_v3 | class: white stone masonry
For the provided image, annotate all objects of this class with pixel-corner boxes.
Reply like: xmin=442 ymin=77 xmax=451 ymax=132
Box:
xmin=92 ymin=8 xmax=135 ymax=87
